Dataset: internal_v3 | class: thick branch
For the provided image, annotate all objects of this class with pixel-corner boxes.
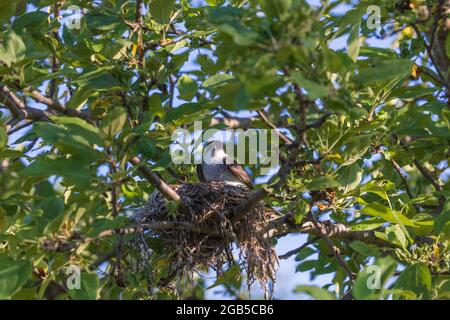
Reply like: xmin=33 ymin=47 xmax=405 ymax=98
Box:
xmin=27 ymin=89 xmax=91 ymax=122
xmin=42 ymin=222 xmax=212 ymax=252
xmin=267 ymin=213 xmax=392 ymax=247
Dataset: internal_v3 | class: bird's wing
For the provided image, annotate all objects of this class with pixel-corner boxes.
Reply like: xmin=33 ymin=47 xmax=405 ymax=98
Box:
xmin=227 ymin=164 xmax=254 ymax=189
xmin=196 ymin=164 xmax=206 ymax=182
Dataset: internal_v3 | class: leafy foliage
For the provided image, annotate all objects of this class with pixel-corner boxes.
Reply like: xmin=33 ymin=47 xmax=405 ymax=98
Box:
xmin=0 ymin=0 xmax=449 ymax=300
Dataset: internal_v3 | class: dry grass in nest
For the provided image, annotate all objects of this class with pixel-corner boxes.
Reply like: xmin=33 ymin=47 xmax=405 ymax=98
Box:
xmin=133 ymin=182 xmax=278 ymax=294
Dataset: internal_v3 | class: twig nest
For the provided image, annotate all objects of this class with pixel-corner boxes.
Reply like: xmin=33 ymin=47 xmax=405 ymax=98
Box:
xmin=135 ymin=182 xmax=278 ymax=291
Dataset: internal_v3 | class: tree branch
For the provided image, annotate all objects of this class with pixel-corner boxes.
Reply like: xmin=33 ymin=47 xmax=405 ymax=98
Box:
xmin=410 ymin=22 xmax=449 ymax=88
xmin=391 ymin=159 xmax=414 ymax=200
xmin=400 ymin=140 xmax=443 ymax=193
xmin=256 ymin=109 xmax=294 ymax=145
xmin=267 ymin=213 xmax=392 ymax=247
xmin=0 ymin=85 xmax=50 ymax=121
xmin=278 ymin=236 xmax=319 ymax=260
xmin=26 ymin=89 xmax=92 ymax=122
xmin=129 ymin=156 xmax=181 ymax=202
xmin=307 ymin=212 xmax=356 ymax=283
xmin=305 ymin=112 xmax=332 ymax=129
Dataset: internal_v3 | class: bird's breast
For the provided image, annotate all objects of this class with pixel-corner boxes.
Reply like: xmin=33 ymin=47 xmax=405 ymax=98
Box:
xmin=202 ymin=164 xmax=227 ymax=181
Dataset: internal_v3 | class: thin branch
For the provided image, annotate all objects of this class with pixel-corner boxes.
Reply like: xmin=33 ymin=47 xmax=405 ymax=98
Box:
xmin=410 ymin=23 xmax=449 ymax=89
xmin=129 ymin=156 xmax=181 ymax=202
xmin=417 ymin=66 xmax=447 ymax=87
xmin=6 ymin=120 xmax=32 ymax=135
xmin=49 ymin=2 xmax=61 ymax=99
xmin=305 ymin=112 xmax=332 ymax=129
xmin=391 ymin=159 xmax=414 ymax=200
xmin=282 ymin=66 xmax=309 ymax=144
xmin=399 ymin=139 xmax=443 ymax=193
xmin=413 ymin=158 xmax=444 ymax=192
xmin=42 ymin=222 xmax=212 ymax=252
xmin=307 ymin=212 xmax=356 ymax=283
xmin=109 ymin=158 xmax=120 ymax=217
xmin=256 ymin=109 xmax=294 ymax=145
xmin=135 ymin=0 xmax=144 ymax=67
xmin=412 ymin=157 xmax=442 ymax=192
xmin=278 ymin=236 xmax=319 ymax=260
xmin=211 ymin=110 xmax=257 ymax=129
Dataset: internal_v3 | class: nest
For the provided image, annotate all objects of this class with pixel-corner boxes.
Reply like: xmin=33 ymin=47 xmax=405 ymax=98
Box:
xmin=133 ymin=182 xmax=278 ymax=294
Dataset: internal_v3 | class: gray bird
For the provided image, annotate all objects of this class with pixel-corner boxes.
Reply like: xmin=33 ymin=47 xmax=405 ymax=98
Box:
xmin=196 ymin=141 xmax=253 ymax=189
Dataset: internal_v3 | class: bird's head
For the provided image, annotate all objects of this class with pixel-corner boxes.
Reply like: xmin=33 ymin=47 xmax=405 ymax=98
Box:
xmin=203 ymin=140 xmax=228 ymax=164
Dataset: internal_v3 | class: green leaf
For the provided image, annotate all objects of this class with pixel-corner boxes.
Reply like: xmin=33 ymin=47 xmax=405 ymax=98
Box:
xmin=69 ymin=273 xmax=99 ymax=300
xmin=259 ymin=0 xmax=292 ymax=19
xmin=337 ymin=162 xmax=363 ymax=193
xmin=446 ymin=33 xmax=450 ymax=59
xmin=353 ymin=256 xmax=397 ymax=300
xmin=393 ymin=263 xmax=431 ymax=300
xmin=0 ymin=149 xmax=23 ymax=159
xmin=0 ymin=255 xmax=32 ymax=299
xmin=350 ymin=219 xmax=385 ymax=231
xmin=341 ymin=136 xmax=371 ymax=166
xmin=68 ymin=68 xmax=123 ymax=109
xmin=0 ymin=126 xmax=7 ymax=150
xmin=149 ymin=0 xmax=176 ymax=25
xmin=207 ymin=264 xmax=241 ymax=290
xmin=37 ymin=197 xmax=65 ymax=234
xmin=165 ymin=102 xmax=213 ymax=123
xmin=0 ymin=31 xmax=26 ymax=67
xmin=295 ymin=260 xmax=316 ymax=272
xmin=349 ymin=241 xmax=381 ymax=257
xmin=294 ymin=200 xmax=309 ymax=224
xmin=202 ymin=73 xmax=234 ymax=88
xmin=52 ymin=117 xmax=102 ymax=142
xmin=216 ymin=24 xmax=259 ymax=46
xmin=359 ymin=200 xmax=416 ymax=227
xmin=361 ymin=181 xmax=390 ymax=201
xmin=21 ymin=156 xmax=93 ymax=187
xmin=295 ymin=247 xmax=316 ymax=261
xmin=291 ymin=71 xmax=328 ymax=99
xmin=99 ymin=107 xmax=128 ymax=139
xmin=87 ymin=12 xmax=120 ymax=31
xmin=354 ymin=59 xmax=414 ymax=85
xmin=206 ymin=0 xmax=225 ymax=6
xmin=306 ymin=175 xmax=341 ymax=191
xmin=34 ymin=119 xmax=103 ymax=155
xmin=385 ymin=224 xmax=408 ymax=248
xmin=148 ymin=93 xmax=165 ymax=119
xmin=388 ymin=86 xmax=437 ymax=101
xmin=347 ymin=21 xmax=361 ymax=62
xmin=177 ymin=74 xmax=198 ymax=101
xmin=294 ymin=285 xmax=334 ymax=300
xmin=442 ymin=109 xmax=450 ymax=130
xmin=434 ymin=200 xmax=450 ymax=239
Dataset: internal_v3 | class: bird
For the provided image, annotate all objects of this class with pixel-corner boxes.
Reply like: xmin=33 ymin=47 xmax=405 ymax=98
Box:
xmin=196 ymin=140 xmax=253 ymax=189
